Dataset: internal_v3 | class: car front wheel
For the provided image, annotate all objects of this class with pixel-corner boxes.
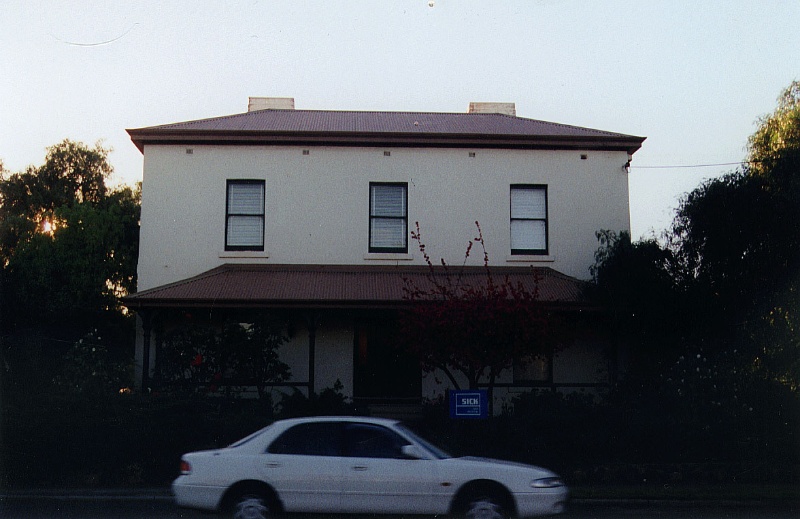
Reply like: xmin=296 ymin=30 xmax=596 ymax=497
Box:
xmin=464 ymin=496 xmax=509 ymax=519
xmin=232 ymin=493 xmax=270 ymax=519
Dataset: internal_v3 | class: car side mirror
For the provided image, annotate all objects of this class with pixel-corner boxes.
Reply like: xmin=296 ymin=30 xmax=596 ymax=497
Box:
xmin=401 ymin=444 xmax=426 ymax=460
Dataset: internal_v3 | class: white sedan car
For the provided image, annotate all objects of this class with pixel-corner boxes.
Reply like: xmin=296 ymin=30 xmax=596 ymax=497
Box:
xmin=173 ymin=416 xmax=568 ymax=519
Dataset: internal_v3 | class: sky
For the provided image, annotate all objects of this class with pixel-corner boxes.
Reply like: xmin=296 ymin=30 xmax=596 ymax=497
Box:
xmin=1 ymin=0 xmax=798 ymax=239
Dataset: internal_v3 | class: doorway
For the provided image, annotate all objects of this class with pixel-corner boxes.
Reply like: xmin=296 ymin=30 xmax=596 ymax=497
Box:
xmin=353 ymin=317 xmax=421 ymax=402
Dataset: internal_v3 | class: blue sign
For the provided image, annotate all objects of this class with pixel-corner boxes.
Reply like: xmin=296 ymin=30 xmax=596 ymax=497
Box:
xmin=449 ymin=390 xmax=488 ymax=419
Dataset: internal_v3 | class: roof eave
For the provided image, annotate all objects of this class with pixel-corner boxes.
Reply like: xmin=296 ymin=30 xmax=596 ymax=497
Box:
xmin=127 ymin=129 xmax=645 ymax=154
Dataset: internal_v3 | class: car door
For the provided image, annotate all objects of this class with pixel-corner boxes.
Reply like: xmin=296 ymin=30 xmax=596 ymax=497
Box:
xmin=261 ymin=422 xmax=346 ymax=512
xmin=339 ymin=422 xmax=438 ymax=514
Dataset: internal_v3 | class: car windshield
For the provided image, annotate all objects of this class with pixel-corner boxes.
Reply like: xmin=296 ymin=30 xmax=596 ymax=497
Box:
xmin=228 ymin=424 xmax=273 ymax=448
xmin=396 ymin=424 xmax=451 ymax=459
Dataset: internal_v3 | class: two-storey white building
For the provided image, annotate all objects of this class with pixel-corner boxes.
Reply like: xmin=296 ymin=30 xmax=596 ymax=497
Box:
xmin=125 ymin=98 xmax=644 ymax=412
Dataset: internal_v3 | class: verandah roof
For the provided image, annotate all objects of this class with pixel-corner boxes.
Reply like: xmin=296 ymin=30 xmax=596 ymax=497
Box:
xmin=122 ymin=264 xmax=590 ymax=310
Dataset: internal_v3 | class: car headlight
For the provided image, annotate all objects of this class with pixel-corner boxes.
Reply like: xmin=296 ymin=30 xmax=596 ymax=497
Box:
xmin=531 ymin=477 xmax=564 ymax=488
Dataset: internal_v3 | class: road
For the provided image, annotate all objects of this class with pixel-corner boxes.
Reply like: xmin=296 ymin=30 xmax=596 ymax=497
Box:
xmin=0 ymin=496 xmax=797 ymax=519
xmin=564 ymin=501 xmax=798 ymax=518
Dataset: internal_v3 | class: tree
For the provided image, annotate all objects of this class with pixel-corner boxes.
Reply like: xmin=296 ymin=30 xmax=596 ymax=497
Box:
xmin=584 ymin=85 xmax=800 ymax=470
xmin=52 ymin=329 xmax=132 ymax=396
xmin=667 ymin=81 xmax=800 ymax=389
xmin=0 ymin=140 xmax=112 ymax=258
xmin=398 ymin=222 xmax=553 ymax=414
xmin=589 ymin=230 xmax=684 ymax=374
xmin=744 ymin=80 xmax=800 ymax=389
xmin=0 ymin=139 xmax=140 ymax=402
xmin=0 ymin=139 xmax=140 ymax=332
xmin=748 ymin=80 xmax=800 ymax=178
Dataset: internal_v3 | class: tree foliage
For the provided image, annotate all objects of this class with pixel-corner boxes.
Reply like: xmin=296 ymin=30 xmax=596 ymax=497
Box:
xmin=594 ymin=81 xmax=800 ymax=392
xmin=669 ymin=82 xmax=800 ymax=389
xmin=0 ymin=139 xmax=141 ymax=410
xmin=0 ymin=139 xmax=140 ymax=332
xmin=589 ymin=230 xmax=684 ymax=372
xmin=52 ymin=329 xmax=133 ymax=396
xmin=748 ymin=80 xmax=800 ymax=178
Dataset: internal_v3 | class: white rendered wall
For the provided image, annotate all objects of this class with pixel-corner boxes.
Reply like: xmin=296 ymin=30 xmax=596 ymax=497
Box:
xmin=312 ymin=318 xmax=354 ymax=395
xmin=275 ymin=317 xmax=354 ymax=396
xmin=137 ymin=145 xmax=631 ymax=291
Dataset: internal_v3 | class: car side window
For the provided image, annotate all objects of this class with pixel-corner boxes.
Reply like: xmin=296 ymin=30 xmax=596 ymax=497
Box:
xmin=267 ymin=422 xmax=342 ymax=456
xmin=344 ymin=423 xmax=410 ymax=459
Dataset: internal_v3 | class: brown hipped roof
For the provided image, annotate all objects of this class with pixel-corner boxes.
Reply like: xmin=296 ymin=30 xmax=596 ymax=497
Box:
xmin=122 ymin=264 xmax=589 ymax=310
xmin=127 ymin=109 xmax=645 ymax=153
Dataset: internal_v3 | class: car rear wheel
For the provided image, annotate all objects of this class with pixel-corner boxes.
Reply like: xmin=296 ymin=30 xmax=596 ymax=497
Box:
xmin=231 ymin=493 xmax=270 ymax=519
xmin=464 ymin=495 xmax=509 ymax=519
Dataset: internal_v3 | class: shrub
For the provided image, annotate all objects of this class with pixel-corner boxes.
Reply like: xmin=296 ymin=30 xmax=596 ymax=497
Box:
xmin=275 ymin=380 xmax=364 ymax=418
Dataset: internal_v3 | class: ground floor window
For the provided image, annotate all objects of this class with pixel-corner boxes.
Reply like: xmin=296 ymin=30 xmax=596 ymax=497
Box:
xmin=514 ymin=353 xmax=552 ymax=384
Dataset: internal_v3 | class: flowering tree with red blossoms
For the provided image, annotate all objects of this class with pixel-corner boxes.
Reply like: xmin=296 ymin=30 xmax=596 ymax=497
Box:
xmin=399 ymin=222 xmax=556 ymax=413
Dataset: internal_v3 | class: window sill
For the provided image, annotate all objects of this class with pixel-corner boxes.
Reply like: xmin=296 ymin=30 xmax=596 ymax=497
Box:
xmin=506 ymin=255 xmax=555 ymax=263
xmin=364 ymin=253 xmax=414 ymax=261
xmin=219 ymin=250 xmax=270 ymax=259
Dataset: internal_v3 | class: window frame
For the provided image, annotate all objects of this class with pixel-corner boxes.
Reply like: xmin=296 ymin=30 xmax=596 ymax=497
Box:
xmin=510 ymin=184 xmax=549 ymax=256
xmin=225 ymin=179 xmax=266 ymax=252
xmin=368 ymin=182 xmax=408 ymax=254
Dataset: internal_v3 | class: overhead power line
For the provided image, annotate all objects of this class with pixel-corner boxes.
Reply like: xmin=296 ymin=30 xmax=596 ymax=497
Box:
xmin=632 ymin=161 xmax=745 ymax=169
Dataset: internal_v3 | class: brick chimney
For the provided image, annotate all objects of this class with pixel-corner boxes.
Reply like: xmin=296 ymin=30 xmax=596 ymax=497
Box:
xmin=248 ymin=97 xmax=295 ymax=111
xmin=468 ymin=102 xmax=516 ymax=116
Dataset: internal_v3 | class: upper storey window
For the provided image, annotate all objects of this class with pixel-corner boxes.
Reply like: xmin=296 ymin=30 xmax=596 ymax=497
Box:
xmin=510 ymin=185 xmax=548 ymax=255
xmin=226 ymin=180 xmax=265 ymax=251
xmin=369 ymin=183 xmax=407 ymax=253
